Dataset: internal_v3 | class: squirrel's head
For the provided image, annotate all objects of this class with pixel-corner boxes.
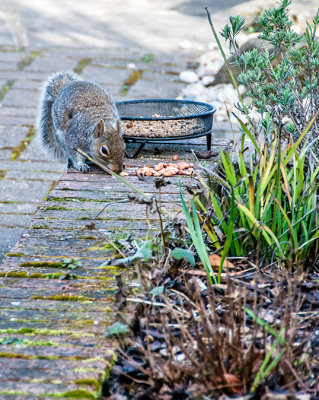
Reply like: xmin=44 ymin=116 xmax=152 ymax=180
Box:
xmin=92 ymin=119 xmax=125 ymax=174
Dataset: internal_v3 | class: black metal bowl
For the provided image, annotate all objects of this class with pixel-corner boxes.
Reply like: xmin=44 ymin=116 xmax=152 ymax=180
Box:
xmin=115 ymin=99 xmax=216 ymax=157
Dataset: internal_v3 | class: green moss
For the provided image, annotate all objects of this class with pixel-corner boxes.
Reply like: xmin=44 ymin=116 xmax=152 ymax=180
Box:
xmin=0 ymin=327 xmax=94 ymax=337
xmin=19 ymin=261 xmax=63 ymax=268
xmin=0 ymin=79 xmax=14 ymax=101
xmin=141 ymin=53 xmax=155 ymax=63
xmin=0 ymin=271 xmax=65 ymax=279
xmin=44 ymin=205 xmax=71 ymax=211
xmin=48 ymin=196 xmax=108 ymax=203
xmin=121 ymin=69 xmax=143 ymax=95
xmin=44 ymin=389 xmax=96 ymax=399
xmin=11 ymin=126 xmax=36 ymax=160
xmin=30 ymin=294 xmax=94 ymax=302
xmin=0 ymin=337 xmax=57 ymax=346
xmin=0 ymin=352 xmax=79 ymax=360
xmin=0 ymin=170 xmax=7 ymax=181
xmin=74 ymin=57 xmax=93 ymax=74
xmin=18 ymin=50 xmax=41 ymax=70
xmin=74 ymin=378 xmax=100 ymax=391
xmin=0 ymin=391 xmax=30 ymax=396
xmin=0 ymin=352 xmax=29 ymax=359
xmin=74 ymin=367 xmax=105 ymax=374
xmin=5 ymin=253 xmax=25 ymax=257
xmin=30 ymin=224 xmax=47 ymax=229
xmin=81 ymin=236 xmax=98 ymax=240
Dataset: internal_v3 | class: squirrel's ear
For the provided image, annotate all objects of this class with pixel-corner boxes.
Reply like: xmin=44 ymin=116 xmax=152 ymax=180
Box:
xmin=94 ymin=119 xmax=104 ymax=138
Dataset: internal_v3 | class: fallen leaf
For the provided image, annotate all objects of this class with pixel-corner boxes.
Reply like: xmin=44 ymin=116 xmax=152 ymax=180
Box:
xmin=199 ymin=254 xmax=236 ymax=270
xmin=216 ymin=373 xmax=243 ymax=395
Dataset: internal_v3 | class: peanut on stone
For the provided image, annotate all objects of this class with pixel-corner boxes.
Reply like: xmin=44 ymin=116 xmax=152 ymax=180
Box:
xmin=154 ymin=163 xmax=164 ymax=171
xmin=177 ymin=162 xmax=189 ymax=170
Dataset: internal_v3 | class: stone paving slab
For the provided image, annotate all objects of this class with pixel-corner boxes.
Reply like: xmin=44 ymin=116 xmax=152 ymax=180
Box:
xmin=0 ymin=126 xmax=30 ymax=147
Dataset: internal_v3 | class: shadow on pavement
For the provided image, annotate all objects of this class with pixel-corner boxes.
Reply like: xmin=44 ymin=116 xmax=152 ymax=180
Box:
xmin=173 ymin=0 xmax=250 ymax=16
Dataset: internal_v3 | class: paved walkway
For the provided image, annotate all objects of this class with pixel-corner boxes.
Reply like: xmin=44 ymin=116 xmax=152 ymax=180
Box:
xmin=0 ymin=165 xmax=193 ymax=399
xmin=0 ymin=0 xmax=318 ymax=398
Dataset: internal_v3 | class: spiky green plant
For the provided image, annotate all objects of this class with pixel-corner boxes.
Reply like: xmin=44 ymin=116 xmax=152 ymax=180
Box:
xmin=192 ymin=116 xmax=319 ymax=270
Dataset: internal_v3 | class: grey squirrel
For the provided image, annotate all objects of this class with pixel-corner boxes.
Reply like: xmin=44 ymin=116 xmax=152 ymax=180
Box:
xmin=36 ymin=71 xmax=125 ymax=173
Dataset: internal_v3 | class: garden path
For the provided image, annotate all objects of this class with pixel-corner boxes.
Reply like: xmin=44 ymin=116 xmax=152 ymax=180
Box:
xmin=1 ymin=0 xmax=318 ymax=397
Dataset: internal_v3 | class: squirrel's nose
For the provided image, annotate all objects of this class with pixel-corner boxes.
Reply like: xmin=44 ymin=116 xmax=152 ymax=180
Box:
xmin=110 ymin=164 xmax=123 ymax=174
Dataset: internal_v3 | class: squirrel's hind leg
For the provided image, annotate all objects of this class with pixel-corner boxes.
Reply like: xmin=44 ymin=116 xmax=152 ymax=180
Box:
xmin=67 ymin=150 xmax=91 ymax=173
xmin=66 ymin=157 xmax=74 ymax=170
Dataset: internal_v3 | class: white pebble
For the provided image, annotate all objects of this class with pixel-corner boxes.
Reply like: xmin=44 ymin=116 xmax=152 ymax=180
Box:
xmin=201 ymin=76 xmax=214 ymax=86
xmin=179 ymin=70 xmax=198 ymax=83
xmin=126 ymin=63 xmax=136 ymax=69
xmin=179 ymin=40 xmax=192 ymax=49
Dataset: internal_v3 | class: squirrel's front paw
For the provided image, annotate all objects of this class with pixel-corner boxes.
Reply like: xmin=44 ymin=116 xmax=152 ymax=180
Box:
xmin=74 ymin=163 xmax=91 ymax=173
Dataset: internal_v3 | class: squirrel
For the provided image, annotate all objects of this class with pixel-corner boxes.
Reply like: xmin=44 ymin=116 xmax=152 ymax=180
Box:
xmin=36 ymin=71 xmax=126 ymax=173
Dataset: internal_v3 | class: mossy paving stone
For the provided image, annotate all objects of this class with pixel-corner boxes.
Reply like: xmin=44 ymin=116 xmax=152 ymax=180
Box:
xmin=30 ymin=216 xmax=162 ymax=229
xmin=0 ymin=334 xmax=114 ymax=349
xmin=0 ymin=358 xmax=108 ymax=375
xmin=0 ymin=285 xmax=118 ymax=300
xmin=0 ymin=308 xmax=118 ymax=324
xmin=0 ymin=275 xmax=118 ymax=290
xmin=0 ymin=321 xmax=111 ymax=332
xmin=3 ymin=245 xmax=113 ymax=257
xmin=43 ymin=200 xmax=181 ymax=212
xmin=0 ymin=309 xmax=117 ymax=325
xmin=54 ymin=178 xmax=191 ymax=193
xmin=48 ymin=188 xmax=185 ymax=202
xmin=0 ymin=396 xmax=40 ymax=400
xmin=36 ymin=208 xmax=172 ymax=221
xmin=29 ymin=218 xmax=160 ymax=230
xmin=19 ymin=228 xmax=154 ymax=238
xmin=0 ymin=380 xmax=99 ymax=398
xmin=0 ymin=312 xmax=117 ymax=330
xmin=0 ymin=343 xmax=113 ymax=359
xmin=0 ymin=264 xmax=125 ymax=279
xmin=7 ymin=236 xmax=104 ymax=248
xmin=0 ymin=299 xmax=115 ymax=312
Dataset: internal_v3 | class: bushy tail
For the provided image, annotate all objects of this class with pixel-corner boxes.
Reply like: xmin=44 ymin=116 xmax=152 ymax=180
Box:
xmin=35 ymin=71 xmax=81 ymax=159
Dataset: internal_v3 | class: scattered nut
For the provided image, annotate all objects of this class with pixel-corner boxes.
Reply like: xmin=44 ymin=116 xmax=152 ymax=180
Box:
xmin=154 ymin=163 xmax=164 ymax=171
xmin=177 ymin=162 xmax=189 ymax=170
xmin=136 ymin=161 xmax=194 ymax=177
xmin=120 ymin=171 xmax=129 ymax=176
xmin=172 ymin=155 xmax=179 ymax=161
xmin=136 ymin=168 xmax=143 ymax=177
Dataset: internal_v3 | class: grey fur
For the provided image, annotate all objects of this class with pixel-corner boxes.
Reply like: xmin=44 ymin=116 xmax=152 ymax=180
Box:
xmin=35 ymin=71 xmax=125 ymax=173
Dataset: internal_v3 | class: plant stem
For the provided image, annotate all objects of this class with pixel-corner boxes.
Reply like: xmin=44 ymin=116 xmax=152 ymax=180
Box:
xmin=76 ymin=149 xmax=150 ymax=201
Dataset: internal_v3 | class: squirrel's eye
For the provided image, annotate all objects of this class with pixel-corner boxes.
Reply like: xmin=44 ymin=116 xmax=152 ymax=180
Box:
xmin=68 ymin=112 xmax=73 ymax=119
xmin=101 ymin=145 xmax=109 ymax=157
